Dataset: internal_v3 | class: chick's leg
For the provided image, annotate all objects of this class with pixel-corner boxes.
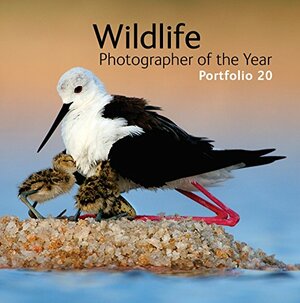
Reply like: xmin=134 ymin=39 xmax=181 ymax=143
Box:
xmin=18 ymin=190 xmax=45 ymax=219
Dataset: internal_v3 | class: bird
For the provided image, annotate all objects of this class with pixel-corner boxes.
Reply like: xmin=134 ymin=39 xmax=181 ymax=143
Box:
xmin=75 ymin=160 xmax=136 ymax=221
xmin=36 ymin=67 xmax=285 ymax=226
xmin=18 ymin=152 xmax=77 ymax=219
xmin=19 ymin=153 xmax=136 ymax=221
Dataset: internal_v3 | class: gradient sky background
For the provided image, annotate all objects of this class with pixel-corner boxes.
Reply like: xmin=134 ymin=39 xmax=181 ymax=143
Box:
xmin=0 ymin=1 xmax=299 ymax=263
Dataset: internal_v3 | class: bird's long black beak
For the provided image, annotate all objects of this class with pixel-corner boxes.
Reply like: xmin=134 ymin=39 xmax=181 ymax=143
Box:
xmin=37 ymin=103 xmax=71 ymax=153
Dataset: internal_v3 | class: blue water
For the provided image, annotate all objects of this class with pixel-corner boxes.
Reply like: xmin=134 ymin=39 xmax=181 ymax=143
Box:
xmin=0 ymin=269 xmax=299 ymax=303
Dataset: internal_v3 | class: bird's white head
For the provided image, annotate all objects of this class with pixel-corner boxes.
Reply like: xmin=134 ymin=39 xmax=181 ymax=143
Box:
xmin=57 ymin=67 xmax=107 ymax=106
xmin=37 ymin=67 xmax=107 ymax=153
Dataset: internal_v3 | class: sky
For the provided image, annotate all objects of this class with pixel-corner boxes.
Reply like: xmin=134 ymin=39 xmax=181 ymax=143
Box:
xmin=0 ymin=0 xmax=299 ymax=263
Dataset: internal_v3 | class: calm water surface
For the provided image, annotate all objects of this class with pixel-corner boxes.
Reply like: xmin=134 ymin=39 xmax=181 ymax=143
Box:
xmin=0 ymin=269 xmax=299 ymax=303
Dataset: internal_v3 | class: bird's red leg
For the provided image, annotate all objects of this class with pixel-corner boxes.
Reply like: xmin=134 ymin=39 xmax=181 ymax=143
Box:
xmin=135 ymin=182 xmax=240 ymax=227
xmin=190 ymin=181 xmax=240 ymax=226
xmin=175 ymin=188 xmax=228 ymax=219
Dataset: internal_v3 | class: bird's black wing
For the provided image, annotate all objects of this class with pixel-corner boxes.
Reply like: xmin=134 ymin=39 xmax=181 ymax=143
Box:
xmin=108 ymin=129 xmax=217 ymax=188
xmin=106 ymin=95 xmax=284 ymax=188
xmin=104 ymin=95 xmax=215 ymax=187
xmin=109 ymin=131 xmax=284 ymax=188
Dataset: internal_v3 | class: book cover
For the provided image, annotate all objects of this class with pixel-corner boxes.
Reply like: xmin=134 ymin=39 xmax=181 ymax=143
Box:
xmin=0 ymin=0 xmax=299 ymax=287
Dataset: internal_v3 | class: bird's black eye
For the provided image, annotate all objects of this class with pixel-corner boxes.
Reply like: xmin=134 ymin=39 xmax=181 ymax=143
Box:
xmin=74 ymin=86 xmax=82 ymax=93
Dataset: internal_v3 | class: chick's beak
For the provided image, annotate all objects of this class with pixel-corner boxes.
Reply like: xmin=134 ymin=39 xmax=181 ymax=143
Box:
xmin=37 ymin=103 xmax=71 ymax=152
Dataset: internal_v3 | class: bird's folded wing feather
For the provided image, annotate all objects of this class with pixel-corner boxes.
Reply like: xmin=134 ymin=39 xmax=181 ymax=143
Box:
xmin=106 ymin=95 xmax=284 ymax=188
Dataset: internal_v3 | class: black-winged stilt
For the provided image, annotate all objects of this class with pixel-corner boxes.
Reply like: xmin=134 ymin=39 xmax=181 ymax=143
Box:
xmin=36 ymin=67 xmax=285 ymax=226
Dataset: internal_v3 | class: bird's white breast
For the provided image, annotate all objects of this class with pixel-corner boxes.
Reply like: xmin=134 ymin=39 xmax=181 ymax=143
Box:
xmin=61 ymin=95 xmax=143 ymax=177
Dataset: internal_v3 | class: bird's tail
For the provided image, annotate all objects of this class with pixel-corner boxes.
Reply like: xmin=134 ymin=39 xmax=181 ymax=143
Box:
xmin=212 ymin=148 xmax=285 ymax=169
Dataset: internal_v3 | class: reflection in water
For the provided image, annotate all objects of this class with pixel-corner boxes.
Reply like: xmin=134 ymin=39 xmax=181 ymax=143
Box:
xmin=0 ymin=269 xmax=299 ymax=303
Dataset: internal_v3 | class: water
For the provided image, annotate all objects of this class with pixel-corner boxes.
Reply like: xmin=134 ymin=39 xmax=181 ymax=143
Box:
xmin=0 ymin=269 xmax=299 ymax=303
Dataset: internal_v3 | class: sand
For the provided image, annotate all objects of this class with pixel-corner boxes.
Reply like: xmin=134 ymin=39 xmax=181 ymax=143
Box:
xmin=0 ymin=216 xmax=296 ymax=271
